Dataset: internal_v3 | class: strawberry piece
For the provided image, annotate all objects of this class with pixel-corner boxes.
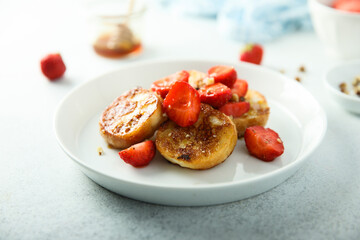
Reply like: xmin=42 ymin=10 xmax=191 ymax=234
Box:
xmin=207 ymin=65 xmax=237 ymax=88
xmin=239 ymin=44 xmax=263 ymax=65
xmin=244 ymin=126 xmax=284 ymax=162
xmin=219 ymin=101 xmax=250 ymax=118
xmin=198 ymin=83 xmax=232 ymax=108
xmin=150 ymin=70 xmax=190 ymax=98
xmin=163 ymin=81 xmax=201 ymax=127
xmin=231 ymin=79 xmax=248 ymax=98
xmin=118 ymin=140 xmax=156 ymax=167
xmin=40 ymin=53 xmax=66 ymax=81
xmin=333 ymin=0 xmax=360 ymax=13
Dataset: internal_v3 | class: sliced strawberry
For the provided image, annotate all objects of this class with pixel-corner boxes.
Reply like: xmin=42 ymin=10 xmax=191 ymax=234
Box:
xmin=40 ymin=53 xmax=66 ymax=81
xmin=150 ymin=70 xmax=189 ymax=98
xmin=198 ymin=83 xmax=232 ymax=108
xmin=244 ymin=126 xmax=284 ymax=162
xmin=118 ymin=140 xmax=156 ymax=167
xmin=207 ymin=65 xmax=237 ymax=88
xmin=239 ymin=44 xmax=263 ymax=65
xmin=219 ymin=101 xmax=250 ymax=118
xmin=231 ymin=79 xmax=248 ymax=98
xmin=163 ymin=81 xmax=201 ymax=127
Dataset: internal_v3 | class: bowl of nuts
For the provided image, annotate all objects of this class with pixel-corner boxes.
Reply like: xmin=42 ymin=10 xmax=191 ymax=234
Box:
xmin=324 ymin=60 xmax=360 ymax=114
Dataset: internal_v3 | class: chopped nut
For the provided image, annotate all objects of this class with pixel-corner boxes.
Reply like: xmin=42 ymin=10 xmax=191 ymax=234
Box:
xmin=97 ymin=147 xmax=104 ymax=156
xmin=339 ymin=82 xmax=349 ymax=94
xmin=231 ymin=93 xmax=239 ymax=102
xmin=185 ymin=134 xmax=190 ymax=138
xmin=295 ymin=77 xmax=301 ymax=82
xmin=352 ymin=76 xmax=360 ymax=87
xmin=354 ymin=85 xmax=360 ymax=97
xmin=204 ymin=77 xmax=215 ymax=86
xmin=168 ymin=132 xmax=172 ymax=137
xmin=213 ymin=135 xmax=217 ymax=137
xmin=279 ymin=69 xmax=285 ymax=74
xmin=299 ymin=65 xmax=306 ymax=72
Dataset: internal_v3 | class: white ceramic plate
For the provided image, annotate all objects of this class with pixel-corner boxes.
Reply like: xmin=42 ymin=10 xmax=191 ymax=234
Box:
xmin=54 ymin=59 xmax=327 ymax=206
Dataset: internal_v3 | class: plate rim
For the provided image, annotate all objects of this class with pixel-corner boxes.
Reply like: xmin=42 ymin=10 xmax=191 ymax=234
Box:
xmin=54 ymin=58 xmax=327 ymax=190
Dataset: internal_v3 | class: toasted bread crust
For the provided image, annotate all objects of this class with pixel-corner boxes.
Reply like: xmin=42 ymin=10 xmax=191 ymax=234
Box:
xmin=156 ymin=104 xmax=237 ymax=170
xmin=99 ymin=87 xmax=166 ymax=149
xmin=233 ymin=89 xmax=270 ymax=138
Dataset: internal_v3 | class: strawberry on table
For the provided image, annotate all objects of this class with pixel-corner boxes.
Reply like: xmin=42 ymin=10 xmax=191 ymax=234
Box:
xmin=40 ymin=53 xmax=66 ymax=81
xmin=163 ymin=81 xmax=201 ymax=127
xmin=208 ymin=65 xmax=237 ymax=88
xmin=239 ymin=44 xmax=263 ymax=65
xmin=118 ymin=140 xmax=156 ymax=167
xmin=244 ymin=126 xmax=284 ymax=162
xmin=231 ymin=79 xmax=248 ymax=98
xmin=198 ymin=83 xmax=232 ymax=108
xmin=219 ymin=101 xmax=250 ymax=118
xmin=150 ymin=70 xmax=190 ymax=98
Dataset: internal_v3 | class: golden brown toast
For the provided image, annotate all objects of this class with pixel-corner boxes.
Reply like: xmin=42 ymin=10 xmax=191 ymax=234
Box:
xmin=99 ymin=87 xmax=167 ymax=149
xmin=155 ymin=104 xmax=237 ymax=170
xmin=233 ymin=89 xmax=270 ymax=138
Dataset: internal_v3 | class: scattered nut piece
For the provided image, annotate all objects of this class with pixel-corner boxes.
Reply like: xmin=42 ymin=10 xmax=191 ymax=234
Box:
xmin=352 ymin=76 xmax=360 ymax=87
xmin=97 ymin=147 xmax=104 ymax=156
xmin=339 ymin=82 xmax=349 ymax=94
xmin=231 ymin=93 xmax=239 ymax=102
xmin=295 ymin=77 xmax=301 ymax=82
xmin=299 ymin=65 xmax=306 ymax=72
xmin=279 ymin=69 xmax=285 ymax=74
xmin=354 ymin=85 xmax=360 ymax=97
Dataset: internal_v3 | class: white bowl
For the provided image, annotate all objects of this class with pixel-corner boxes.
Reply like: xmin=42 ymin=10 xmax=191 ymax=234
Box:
xmin=309 ymin=0 xmax=360 ymax=59
xmin=324 ymin=60 xmax=360 ymax=113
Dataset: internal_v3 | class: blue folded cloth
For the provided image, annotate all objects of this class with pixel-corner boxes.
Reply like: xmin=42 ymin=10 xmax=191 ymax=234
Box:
xmin=217 ymin=0 xmax=312 ymax=43
xmin=155 ymin=0 xmax=312 ymax=42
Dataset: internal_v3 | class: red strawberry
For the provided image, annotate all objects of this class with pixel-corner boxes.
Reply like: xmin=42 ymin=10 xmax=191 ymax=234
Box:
xmin=219 ymin=101 xmax=250 ymax=118
xmin=163 ymin=81 xmax=201 ymax=127
xmin=198 ymin=83 xmax=232 ymax=108
xmin=333 ymin=0 xmax=360 ymax=13
xmin=207 ymin=65 xmax=237 ymax=88
xmin=40 ymin=53 xmax=66 ymax=81
xmin=239 ymin=44 xmax=263 ymax=65
xmin=150 ymin=70 xmax=189 ymax=98
xmin=244 ymin=126 xmax=284 ymax=162
xmin=231 ymin=79 xmax=248 ymax=98
xmin=118 ymin=140 xmax=156 ymax=167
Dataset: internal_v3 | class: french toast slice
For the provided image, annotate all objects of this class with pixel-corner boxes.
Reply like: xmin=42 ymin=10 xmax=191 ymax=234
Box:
xmin=155 ymin=104 xmax=237 ymax=170
xmin=233 ymin=89 xmax=270 ymax=138
xmin=99 ymin=87 xmax=167 ymax=149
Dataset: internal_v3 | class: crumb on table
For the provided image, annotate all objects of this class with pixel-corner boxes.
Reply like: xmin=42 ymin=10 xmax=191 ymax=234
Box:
xmin=299 ymin=65 xmax=306 ymax=72
xmin=295 ymin=76 xmax=301 ymax=82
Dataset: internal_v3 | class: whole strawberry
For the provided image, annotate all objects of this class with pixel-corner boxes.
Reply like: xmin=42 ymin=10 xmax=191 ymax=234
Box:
xmin=40 ymin=53 xmax=66 ymax=81
xmin=239 ymin=44 xmax=263 ymax=65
